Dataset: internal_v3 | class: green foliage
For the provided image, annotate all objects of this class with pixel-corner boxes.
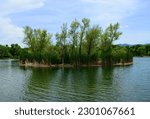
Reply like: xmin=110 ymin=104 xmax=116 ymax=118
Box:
xmin=22 ymin=26 xmax=52 ymax=64
xmin=85 ymin=25 xmax=101 ymax=64
xmin=20 ymin=48 xmax=31 ymax=62
xmin=18 ymin=18 xmax=137 ymax=67
xmin=130 ymin=44 xmax=150 ymax=56
xmin=100 ymin=23 xmax=122 ymax=66
xmin=10 ymin=44 xmax=21 ymax=58
xmin=24 ymin=26 xmax=52 ymax=53
xmin=68 ymin=19 xmax=80 ymax=65
xmin=50 ymin=46 xmax=61 ymax=64
xmin=137 ymin=46 xmax=146 ymax=56
xmin=56 ymin=23 xmax=68 ymax=64
xmin=1 ymin=18 xmax=140 ymax=67
xmin=0 ymin=45 xmax=11 ymax=58
xmin=79 ymin=18 xmax=90 ymax=63
xmin=112 ymin=46 xmax=132 ymax=64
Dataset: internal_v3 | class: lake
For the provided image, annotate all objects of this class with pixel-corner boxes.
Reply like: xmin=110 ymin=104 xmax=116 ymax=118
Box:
xmin=0 ymin=57 xmax=150 ymax=102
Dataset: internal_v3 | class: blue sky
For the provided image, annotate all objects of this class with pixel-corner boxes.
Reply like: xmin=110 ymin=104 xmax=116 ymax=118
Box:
xmin=0 ymin=0 xmax=150 ymax=47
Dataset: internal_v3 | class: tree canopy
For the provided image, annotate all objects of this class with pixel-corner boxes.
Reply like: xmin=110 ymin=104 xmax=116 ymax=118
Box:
xmin=19 ymin=18 xmax=134 ymax=67
xmin=2 ymin=18 xmax=149 ymax=67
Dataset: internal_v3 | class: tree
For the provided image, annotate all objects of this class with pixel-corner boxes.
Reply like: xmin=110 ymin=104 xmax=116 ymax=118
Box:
xmin=10 ymin=44 xmax=21 ymax=58
xmin=23 ymin=26 xmax=52 ymax=63
xmin=85 ymin=25 xmax=101 ymax=64
xmin=112 ymin=46 xmax=128 ymax=64
xmin=56 ymin=23 xmax=68 ymax=65
xmin=36 ymin=29 xmax=52 ymax=54
xmin=100 ymin=23 xmax=122 ymax=66
xmin=21 ymin=18 xmax=134 ymax=67
xmin=145 ymin=44 xmax=150 ymax=56
xmin=23 ymin=26 xmax=36 ymax=52
xmin=24 ymin=26 xmax=52 ymax=53
xmin=68 ymin=19 xmax=80 ymax=64
xmin=137 ymin=46 xmax=146 ymax=56
xmin=79 ymin=18 xmax=90 ymax=64
xmin=0 ymin=45 xmax=10 ymax=58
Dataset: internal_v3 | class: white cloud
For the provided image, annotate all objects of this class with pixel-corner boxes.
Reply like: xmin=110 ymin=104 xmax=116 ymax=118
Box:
xmin=0 ymin=18 xmax=23 ymax=45
xmin=1 ymin=0 xmax=45 ymax=16
xmin=82 ymin=0 xmax=139 ymax=25
xmin=0 ymin=0 xmax=147 ymax=45
xmin=0 ymin=0 xmax=45 ymax=46
xmin=81 ymin=0 xmax=150 ymax=44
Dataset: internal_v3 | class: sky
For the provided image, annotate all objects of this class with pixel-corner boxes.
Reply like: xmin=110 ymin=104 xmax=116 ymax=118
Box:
xmin=0 ymin=0 xmax=150 ymax=47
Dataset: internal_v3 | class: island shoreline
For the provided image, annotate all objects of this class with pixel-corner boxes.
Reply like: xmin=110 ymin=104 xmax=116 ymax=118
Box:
xmin=19 ymin=61 xmax=133 ymax=68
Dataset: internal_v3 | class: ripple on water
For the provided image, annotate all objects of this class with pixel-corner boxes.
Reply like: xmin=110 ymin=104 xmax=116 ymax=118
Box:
xmin=1 ymin=58 xmax=150 ymax=101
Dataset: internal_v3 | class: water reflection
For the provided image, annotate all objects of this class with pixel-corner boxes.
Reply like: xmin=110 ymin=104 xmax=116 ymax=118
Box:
xmin=23 ymin=68 xmax=55 ymax=101
xmin=22 ymin=67 xmax=119 ymax=101
xmin=1 ymin=57 xmax=150 ymax=101
xmin=95 ymin=68 xmax=117 ymax=101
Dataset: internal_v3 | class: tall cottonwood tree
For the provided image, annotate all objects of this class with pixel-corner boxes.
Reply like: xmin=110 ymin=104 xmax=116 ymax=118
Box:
xmin=79 ymin=18 xmax=90 ymax=63
xmin=24 ymin=26 xmax=52 ymax=53
xmin=85 ymin=25 xmax=102 ymax=64
xmin=24 ymin=26 xmax=36 ymax=52
xmin=68 ymin=19 xmax=80 ymax=64
xmin=56 ymin=23 xmax=68 ymax=65
xmin=23 ymin=26 xmax=52 ymax=63
xmin=100 ymin=23 xmax=122 ymax=66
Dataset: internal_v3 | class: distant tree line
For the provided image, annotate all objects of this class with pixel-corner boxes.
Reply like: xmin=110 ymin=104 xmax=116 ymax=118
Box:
xmin=0 ymin=18 xmax=149 ymax=66
xmin=130 ymin=44 xmax=150 ymax=56
xmin=0 ymin=44 xmax=21 ymax=58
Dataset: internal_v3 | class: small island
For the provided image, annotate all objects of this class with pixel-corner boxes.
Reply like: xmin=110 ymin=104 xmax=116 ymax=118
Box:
xmin=0 ymin=18 xmax=150 ymax=67
xmin=19 ymin=18 xmax=133 ymax=67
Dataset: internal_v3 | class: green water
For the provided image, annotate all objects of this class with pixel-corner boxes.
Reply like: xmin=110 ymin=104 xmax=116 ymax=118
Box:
xmin=0 ymin=57 xmax=150 ymax=102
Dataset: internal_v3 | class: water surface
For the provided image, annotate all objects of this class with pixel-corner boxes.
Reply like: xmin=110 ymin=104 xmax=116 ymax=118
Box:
xmin=0 ymin=57 xmax=150 ymax=101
